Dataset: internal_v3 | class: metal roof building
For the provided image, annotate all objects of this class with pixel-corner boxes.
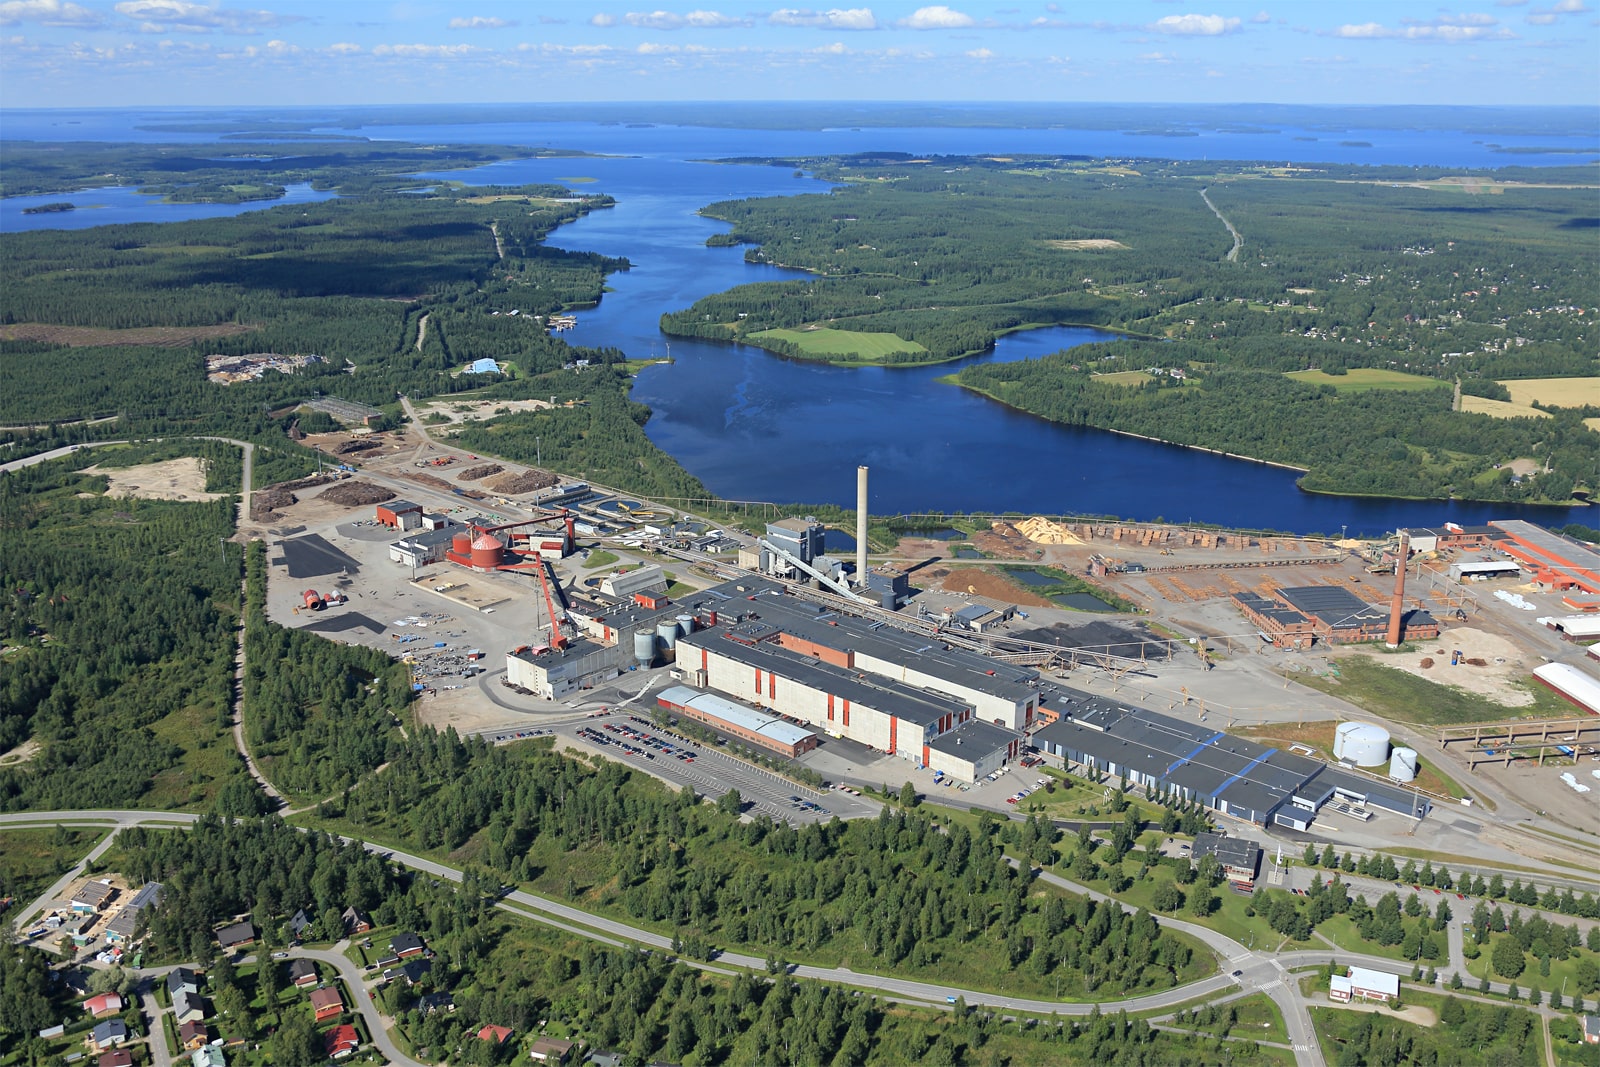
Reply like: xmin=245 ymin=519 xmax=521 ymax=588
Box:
xmin=1490 ymin=520 xmax=1600 ymax=594
xmin=1532 ymin=661 xmax=1600 ymax=715
xmin=1033 ymin=691 xmax=1431 ymax=827
xmin=656 ymin=685 xmax=819 ymax=757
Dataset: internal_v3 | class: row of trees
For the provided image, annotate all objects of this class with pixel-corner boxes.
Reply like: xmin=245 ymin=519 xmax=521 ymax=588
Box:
xmin=1302 ymin=843 xmax=1600 ymax=920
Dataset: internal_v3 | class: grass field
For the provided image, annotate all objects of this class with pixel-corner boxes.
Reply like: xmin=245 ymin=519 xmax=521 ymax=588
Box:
xmin=1091 ymin=370 xmax=1154 ymax=387
xmin=1290 ymin=655 xmax=1573 ymax=726
xmin=0 ymin=827 xmax=106 ymax=904
xmin=748 ymin=326 xmax=927 ymax=362
xmin=1462 ymin=396 xmax=1555 ymax=420
xmin=1286 ymin=368 xmax=1448 ymax=393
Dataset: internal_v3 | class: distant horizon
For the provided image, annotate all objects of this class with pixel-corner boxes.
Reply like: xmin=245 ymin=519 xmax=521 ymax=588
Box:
xmin=2 ymin=2 xmax=1596 ymax=110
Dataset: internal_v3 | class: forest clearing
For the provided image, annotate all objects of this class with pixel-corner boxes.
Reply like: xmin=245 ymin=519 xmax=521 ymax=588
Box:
xmin=1285 ymin=368 xmax=1447 ymax=393
xmin=747 ymin=326 xmax=928 ymax=361
xmin=84 ymin=457 xmax=225 ymax=502
xmin=0 ymin=322 xmax=256 ymax=347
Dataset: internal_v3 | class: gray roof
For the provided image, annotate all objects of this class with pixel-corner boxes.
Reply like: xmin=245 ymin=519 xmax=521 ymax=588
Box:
xmin=383 ymin=500 xmax=422 ymax=513
xmin=1192 ymin=832 xmax=1263 ymax=874
xmin=1276 ymin=585 xmax=1437 ymax=632
xmin=167 ymin=968 xmax=200 ymax=997
xmin=657 ymin=686 xmax=817 ymax=747
xmin=679 ymin=624 xmax=967 ymax=729
xmin=926 ymin=718 xmax=1019 ymax=758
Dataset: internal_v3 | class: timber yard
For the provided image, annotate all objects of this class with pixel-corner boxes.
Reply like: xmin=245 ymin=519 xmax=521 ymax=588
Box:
xmin=248 ymin=410 xmax=1600 ymax=880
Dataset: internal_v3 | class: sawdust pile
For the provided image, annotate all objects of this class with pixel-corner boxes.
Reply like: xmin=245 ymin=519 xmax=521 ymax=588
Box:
xmin=334 ymin=439 xmax=381 ymax=456
xmin=319 ymin=481 xmax=396 ymax=507
xmin=487 ymin=469 xmax=559 ymax=495
xmin=1013 ymin=517 xmax=1084 ymax=545
xmin=458 ymin=463 xmax=504 ymax=481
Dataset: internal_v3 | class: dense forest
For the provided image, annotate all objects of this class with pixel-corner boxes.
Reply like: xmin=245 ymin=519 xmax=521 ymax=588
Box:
xmin=0 ymin=451 xmax=256 ymax=811
xmin=242 ymin=541 xmax=411 ymax=803
xmin=656 ymin=156 xmax=1596 ymax=504
xmin=316 ymin=726 xmax=1203 ymax=1000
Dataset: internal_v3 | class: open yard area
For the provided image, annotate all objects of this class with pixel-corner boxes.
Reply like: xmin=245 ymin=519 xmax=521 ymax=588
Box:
xmin=1285 ymin=368 xmax=1448 ymax=393
xmin=1289 ymin=654 xmax=1573 ymax=726
xmin=83 ymin=457 xmax=225 ymax=502
xmin=747 ymin=326 xmax=927 ymax=361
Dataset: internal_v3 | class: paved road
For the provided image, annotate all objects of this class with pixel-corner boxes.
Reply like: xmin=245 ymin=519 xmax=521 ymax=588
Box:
xmin=1200 ymin=186 xmax=1243 ymax=262
xmin=139 ymin=983 xmax=173 ymax=1067
xmin=284 ymin=946 xmax=427 ymax=1067
xmin=7 ymin=810 xmax=196 ymax=928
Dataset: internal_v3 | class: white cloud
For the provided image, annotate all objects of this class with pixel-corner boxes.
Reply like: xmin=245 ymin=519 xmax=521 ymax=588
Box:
xmin=113 ymin=0 xmax=290 ymax=34
xmin=448 ymin=15 xmax=515 ymax=30
xmin=636 ymin=40 xmax=678 ymax=52
xmin=965 ymin=45 xmax=993 ymax=57
xmin=327 ymin=41 xmax=359 ymax=54
xmin=1249 ymin=9 xmax=1271 ymax=22
xmin=1552 ymin=0 xmax=1587 ymax=10
xmin=618 ymin=9 xmax=747 ymax=29
xmin=813 ymin=39 xmax=849 ymax=52
xmin=371 ymin=42 xmax=476 ymax=57
xmin=769 ymin=7 xmax=877 ymax=30
xmin=0 ymin=0 xmax=100 ymax=26
xmin=1331 ymin=19 xmax=1515 ymax=39
xmin=1524 ymin=10 xmax=1557 ymax=19
xmin=898 ymin=5 xmax=973 ymax=29
xmin=590 ymin=13 xmax=615 ymax=26
xmin=1140 ymin=50 xmax=1176 ymax=62
xmin=1403 ymin=12 xmax=1497 ymax=25
xmin=1150 ymin=13 xmax=1241 ymax=35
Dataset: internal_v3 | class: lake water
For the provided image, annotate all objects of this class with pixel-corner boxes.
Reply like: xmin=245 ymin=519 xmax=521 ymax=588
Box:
xmin=4 ymin=106 xmax=1594 ymax=534
xmin=0 ymin=182 xmax=335 ymax=233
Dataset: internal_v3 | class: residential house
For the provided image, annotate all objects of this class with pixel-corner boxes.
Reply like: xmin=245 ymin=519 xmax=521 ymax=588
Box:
xmin=1330 ymin=966 xmax=1400 ymax=1003
xmin=325 ymin=1024 xmax=360 ymax=1060
xmin=341 ymin=906 xmax=372 ymax=935
xmin=288 ymin=958 xmax=318 ymax=988
xmin=529 ymin=1038 xmax=577 ymax=1064
xmin=1582 ymin=1014 xmax=1600 ymax=1044
xmin=71 ymin=880 xmax=116 ymax=914
xmin=97 ymin=1051 xmax=133 ymax=1067
xmin=309 ymin=985 xmax=345 ymax=1022
xmin=90 ymin=1019 xmax=128 ymax=1049
xmin=190 ymin=1046 xmax=226 ymax=1067
xmin=390 ymin=932 xmax=425 ymax=959
xmin=167 ymin=967 xmax=201 ymax=999
xmin=215 ymin=921 xmax=256 ymax=951
xmin=288 ymin=909 xmax=312 ymax=941
xmin=416 ymin=992 xmax=454 ymax=1015
xmin=1190 ymin=832 xmax=1264 ymax=889
xmin=382 ymin=959 xmax=431 ymax=987
xmin=173 ymin=988 xmax=207 ymax=1026
xmin=179 ymin=1020 xmax=209 ymax=1050
xmin=84 ymin=992 xmax=124 ymax=1018
xmin=477 ymin=1024 xmax=514 ymax=1045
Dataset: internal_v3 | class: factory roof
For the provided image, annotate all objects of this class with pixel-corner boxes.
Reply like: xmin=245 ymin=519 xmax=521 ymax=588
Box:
xmin=394 ymin=526 xmax=459 ymax=549
xmin=736 ymin=586 xmax=1038 ymax=703
xmin=679 ymin=625 xmax=968 ymax=729
xmin=926 ymin=718 xmax=1019 ymax=758
xmin=768 ymin=517 xmax=819 ymax=533
xmin=382 ymin=499 xmax=422 ymax=513
xmin=1232 ymin=592 xmax=1313 ymax=627
xmin=1533 ymin=661 xmax=1600 ymax=712
xmin=1276 ymin=585 xmax=1390 ymax=629
xmin=1490 ymin=519 xmax=1600 ymax=586
xmin=1454 ymin=559 xmax=1522 ymax=573
xmin=657 ymin=686 xmax=817 ymax=747
xmin=1034 ymin=697 xmax=1326 ymax=819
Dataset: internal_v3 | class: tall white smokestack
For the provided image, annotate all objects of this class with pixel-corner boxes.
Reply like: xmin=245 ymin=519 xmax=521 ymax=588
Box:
xmin=856 ymin=465 xmax=869 ymax=587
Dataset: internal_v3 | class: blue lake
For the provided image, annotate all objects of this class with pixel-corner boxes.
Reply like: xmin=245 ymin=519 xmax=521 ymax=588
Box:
xmin=4 ymin=106 xmax=1594 ymax=535
xmin=0 ymin=183 xmax=335 ymax=233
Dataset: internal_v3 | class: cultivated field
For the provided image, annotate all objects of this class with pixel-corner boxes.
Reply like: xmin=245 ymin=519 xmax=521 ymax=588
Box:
xmin=1500 ymin=376 xmax=1600 ymax=409
xmin=1092 ymin=370 xmax=1155 ymax=387
xmin=1285 ymin=368 xmax=1447 ymax=393
xmin=748 ymin=326 xmax=927 ymax=361
xmin=1460 ymin=396 xmax=1552 ymax=419
xmin=1042 ymin=238 xmax=1130 ymax=250
xmin=0 ymin=322 xmax=256 ymax=347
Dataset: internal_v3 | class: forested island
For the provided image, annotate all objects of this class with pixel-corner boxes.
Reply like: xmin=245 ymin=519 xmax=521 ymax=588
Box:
xmin=19 ymin=201 xmax=73 ymax=214
xmin=659 ymin=154 xmax=1597 ymax=504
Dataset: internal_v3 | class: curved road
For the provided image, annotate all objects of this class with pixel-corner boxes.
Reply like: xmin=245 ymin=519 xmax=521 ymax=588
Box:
xmin=284 ymin=946 xmax=426 ymax=1067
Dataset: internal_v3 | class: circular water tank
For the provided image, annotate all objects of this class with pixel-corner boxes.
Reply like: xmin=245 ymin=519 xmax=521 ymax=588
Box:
xmin=1334 ymin=722 xmax=1391 ymax=767
xmin=633 ymin=630 xmax=657 ymax=666
xmin=656 ymin=620 xmax=680 ymax=649
xmin=677 ymin=614 xmax=696 ymax=637
xmin=1389 ymin=747 xmax=1419 ymax=782
xmin=451 ymin=531 xmax=473 ymax=557
xmin=470 ymin=532 xmax=504 ymax=569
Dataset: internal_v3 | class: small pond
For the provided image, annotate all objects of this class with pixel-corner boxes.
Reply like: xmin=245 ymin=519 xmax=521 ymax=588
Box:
xmin=1053 ymin=592 xmax=1117 ymax=613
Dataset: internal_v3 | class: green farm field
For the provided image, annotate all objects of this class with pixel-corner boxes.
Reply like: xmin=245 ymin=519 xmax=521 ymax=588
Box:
xmin=1285 ymin=368 xmax=1448 ymax=392
xmin=747 ymin=326 xmax=927 ymax=362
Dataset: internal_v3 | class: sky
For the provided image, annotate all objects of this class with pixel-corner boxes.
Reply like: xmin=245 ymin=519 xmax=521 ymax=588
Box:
xmin=1 ymin=0 xmax=1597 ymax=109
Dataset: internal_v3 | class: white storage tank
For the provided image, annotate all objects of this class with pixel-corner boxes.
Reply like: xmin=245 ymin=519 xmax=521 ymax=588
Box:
xmin=1389 ymin=747 xmax=1419 ymax=782
xmin=1334 ymin=722 xmax=1391 ymax=767
xmin=656 ymin=620 xmax=681 ymax=650
xmin=633 ymin=631 xmax=657 ymax=666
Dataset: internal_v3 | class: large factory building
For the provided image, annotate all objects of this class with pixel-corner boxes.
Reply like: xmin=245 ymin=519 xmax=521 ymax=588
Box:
xmin=1034 ymin=694 xmax=1431 ymax=827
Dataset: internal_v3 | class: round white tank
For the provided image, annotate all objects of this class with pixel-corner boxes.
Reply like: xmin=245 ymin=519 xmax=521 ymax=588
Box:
xmin=1334 ymin=721 xmax=1391 ymax=767
xmin=1389 ymin=747 xmax=1419 ymax=782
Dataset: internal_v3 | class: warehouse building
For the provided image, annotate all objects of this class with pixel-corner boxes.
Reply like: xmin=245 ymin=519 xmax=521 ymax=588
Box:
xmin=1232 ymin=585 xmax=1439 ymax=647
xmin=925 ymin=719 xmax=1020 ymax=781
xmin=599 ymin=565 xmax=668 ymax=599
xmin=389 ymin=525 xmax=460 ymax=568
xmin=1489 ymin=520 xmax=1600 ymax=594
xmin=1540 ymin=615 xmax=1600 ymax=644
xmin=1450 ymin=559 xmax=1522 ymax=582
xmin=656 ymin=685 xmax=820 ymax=757
xmin=1402 ymin=525 xmax=1497 ymax=553
xmin=1033 ymin=694 xmax=1430 ymax=826
xmin=375 ymin=500 xmax=423 ymax=530
xmin=1532 ymin=661 xmax=1600 ymax=715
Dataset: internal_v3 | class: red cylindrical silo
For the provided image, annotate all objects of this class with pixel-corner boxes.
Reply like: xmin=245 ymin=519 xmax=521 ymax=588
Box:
xmin=471 ymin=532 xmax=504 ymax=569
xmin=452 ymin=532 xmax=472 ymax=557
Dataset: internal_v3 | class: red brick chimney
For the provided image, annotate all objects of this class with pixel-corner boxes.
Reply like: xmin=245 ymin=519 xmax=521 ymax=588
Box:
xmin=1386 ymin=531 xmax=1409 ymax=647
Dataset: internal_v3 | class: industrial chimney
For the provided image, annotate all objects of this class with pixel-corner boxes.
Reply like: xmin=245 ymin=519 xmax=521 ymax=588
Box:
xmin=1386 ymin=530 xmax=1409 ymax=647
xmin=856 ymin=465 xmax=869 ymax=588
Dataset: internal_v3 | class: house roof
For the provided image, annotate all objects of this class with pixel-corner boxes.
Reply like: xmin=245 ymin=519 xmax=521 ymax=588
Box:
xmin=478 ymin=1024 xmax=514 ymax=1043
xmin=167 ymin=967 xmax=200 ymax=996
xmin=288 ymin=958 xmax=317 ymax=980
xmin=1191 ymin=832 xmax=1263 ymax=874
xmin=179 ymin=1020 xmax=208 ymax=1041
xmin=390 ymin=931 xmax=425 ymax=954
xmin=309 ymin=986 xmax=344 ymax=1010
xmin=325 ymin=1024 xmax=360 ymax=1054
xmin=92 ymin=1019 xmax=128 ymax=1044
xmin=85 ymin=992 xmax=123 ymax=1014
xmin=1345 ymin=966 xmax=1400 ymax=996
xmin=215 ymin=920 xmax=255 ymax=946
xmin=73 ymin=881 xmax=115 ymax=905
xmin=97 ymin=1051 xmax=133 ymax=1067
